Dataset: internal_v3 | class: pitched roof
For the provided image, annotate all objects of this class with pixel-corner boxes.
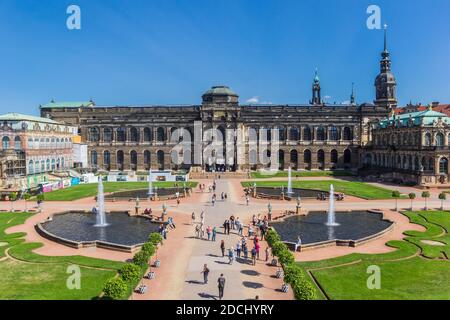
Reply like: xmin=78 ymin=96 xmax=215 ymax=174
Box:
xmin=379 ymin=108 xmax=450 ymax=128
xmin=0 ymin=113 xmax=59 ymax=124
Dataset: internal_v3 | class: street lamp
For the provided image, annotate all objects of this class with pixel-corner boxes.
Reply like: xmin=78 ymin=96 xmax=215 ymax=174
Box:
xmin=268 ymin=202 xmax=272 ymax=221
xmin=296 ymin=196 xmax=301 ymax=214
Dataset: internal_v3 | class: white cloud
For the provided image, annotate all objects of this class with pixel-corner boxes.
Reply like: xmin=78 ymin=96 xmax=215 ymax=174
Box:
xmin=323 ymin=95 xmax=332 ymax=100
xmin=246 ymin=96 xmax=259 ymax=104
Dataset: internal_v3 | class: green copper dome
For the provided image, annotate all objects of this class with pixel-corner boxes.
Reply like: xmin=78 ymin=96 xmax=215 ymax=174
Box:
xmin=203 ymin=86 xmax=238 ymax=97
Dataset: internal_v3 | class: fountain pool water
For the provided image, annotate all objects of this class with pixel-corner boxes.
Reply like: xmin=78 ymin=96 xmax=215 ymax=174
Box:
xmin=326 ymin=184 xmax=339 ymax=226
xmin=95 ymin=177 xmax=108 ymax=227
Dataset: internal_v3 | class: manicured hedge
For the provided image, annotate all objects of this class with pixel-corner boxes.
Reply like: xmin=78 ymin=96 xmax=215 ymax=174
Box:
xmin=103 ymin=277 xmax=128 ymax=300
xmin=148 ymin=233 xmax=163 ymax=246
xmin=118 ymin=263 xmax=141 ymax=284
xmin=267 ymin=228 xmax=317 ymax=300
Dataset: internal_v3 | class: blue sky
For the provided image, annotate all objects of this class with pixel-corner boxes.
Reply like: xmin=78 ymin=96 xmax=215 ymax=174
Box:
xmin=0 ymin=0 xmax=449 ymax=115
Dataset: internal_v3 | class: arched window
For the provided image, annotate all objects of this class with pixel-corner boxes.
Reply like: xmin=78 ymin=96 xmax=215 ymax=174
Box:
xmin=117 ymin=128 xmax=126 ymax=142
xmin=317 ymin=149 xmax=325 ymax=163
xmin=331 ymin=150 xmax=338 ymax=163
xmin=344 ymin=149 xmax=352 ymax=164
xmin=439 ymin=157 xmax=448 ymax=174
xmin=329 ymin=127 xmax=338 ymax=141
xmin=28 ymin=160 xmax=34 ymax=175
xmin=435 ymin=133 xmax=444 ymax=147
xmin=2 ymin=136 xmax=10 ymax=150
xmin=290 ymin=150 xmax=298 ymax=169
xmin=28 ymin=137 xmax=33 ymax=149
xmin=157 ymin=150 xmax=165 ymax=170
xmin=303 ymin=127 xmax=311 ymax=141
xmin=144 ymin=150 xmax=151 ymax=170
xmin=304 ymin=149 xmax=312 ymax=164
xmin=144 ymin=128 xmax=152 ymax=142
xmin=278 ymin=150 xmax=285 ymax=170
xmin=130 ymin=128 xmax=139 ymax=142
xmin=343 ymin=127 xmax=353 ymax=140
xmin=104 ymin=151 xmax=111 ymax=169
xmin=51 ymin=159 xmax=56 ymax=171
xmin=90 ymin=151 xmax=98 ymax=167
xmin=117 ymin=150 xmax=124 ymax=171
xmin=46 ymin=159 xmax=51 ymax=171
xmin=276 ymin=126 xmax=286 ymax=141
xmin=103 ymin=128 xmax=112 ymax=143
xmin=34 ymin=161 xmax=40 ymax=174
xmin=157 ymin=127 xmax=165 ymax=142
xmin=316 ymin=127 xmax=326 ymax=141
xmin=289 ymin=127 xmax=299 ymax=141
xmin=130 ymin=150 xmax=137 ymax=170
xmin=424 ymin=132 xmax=432 ymax=146
xmin=41 ymin=161 xmax=45 ymax=172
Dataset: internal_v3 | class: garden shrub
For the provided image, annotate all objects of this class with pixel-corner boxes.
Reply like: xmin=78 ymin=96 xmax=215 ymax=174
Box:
xmin=103 ymin=277 xmax=128 ymax=300
xmin=271 ymin=241 xmax=288 ymax=257
xmin=118 ymin=263 xmax=141 ymax=283
xmin=133 ymin=250 xmax=150 ymax=267
xmin=141 ymin=242 xmax=156 ymax=256
xmin=148 ymin=232 xmax=163 ymax=246
xmin=265 ymin=229 xmax=281 ymax=246
xmin=278 ymin=249 xmax=295 ymax=267
xmin=292 ymin=277 xmax=317 ymax=300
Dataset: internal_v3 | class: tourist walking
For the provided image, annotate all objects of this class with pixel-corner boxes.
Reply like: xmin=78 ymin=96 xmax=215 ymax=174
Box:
xmin=236 ymin=241 xmax=241 ymax=258
xmin=191 ymin=211 xmax=196 ymax=225
xmin=218 ymin=274 xmax=226 ymax=300
xmin=246 ymin=196 xmax=250 ymax=206
xmin=220 ymin=240 xmax=225 ymax=257
xmin=248 ymin=224 xmax=254 ymax=237
xmin=228 ymin=247 xmax=235 ymax=264
xmin=195 ymin=224 xmax=200 ymax=238
xmin=255 ymin=241 xmax=260 ymax=260
xmin=201 ymin=264 xmax=210 ymax=284
xmin=206 ymin=225 xmax=212 ymax=241
xmin=265 ymin=246 xmax=270 ymax=262
xmin=251 ymin=247 xmax=257 ymax=266
xmin=243 ymin=243 xmax=248 ymax=259
xmin=212 ymin=227 xmax=217 ymax=241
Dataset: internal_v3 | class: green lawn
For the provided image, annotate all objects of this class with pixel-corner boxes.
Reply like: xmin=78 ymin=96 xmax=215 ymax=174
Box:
xmin=38 ymin=181 xmax=198 ymax=201
xmin=251 ymin=170 xmax=355 ymax=179
xmin=297 ymin=211 xmax=450 ymax=300
xmin=0 ymin=212 xmax=124 ymax=300
xmin=242 ymin=180 xmax=401 ymax=200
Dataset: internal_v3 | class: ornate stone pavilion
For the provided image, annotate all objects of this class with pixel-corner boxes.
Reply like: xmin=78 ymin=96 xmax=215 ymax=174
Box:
xmin=363 ymin=106 xmax=450 ymax=186
xmin=0 ymin=113 xmax=76 ymax=190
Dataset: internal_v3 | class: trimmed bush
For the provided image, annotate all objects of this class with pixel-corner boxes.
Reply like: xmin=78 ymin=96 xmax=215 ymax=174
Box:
xmin=265 ymin=229 xmax=281 ymax=246
xmin=141 ymin=242 xmax=156 ymax=256
xmin=283 ymin=264 xmax=303 ymax=284
xmin=148 ymin=232 xmax=163 ymax=246
xmin=133 ymin=251 xmax=150 ymax=267
xmin=271 ymin=241 xmax=288 ymax=257
xmin=103 ymin=277 xmax=128 ymax=300
xmin=292 ymin=278 xmax=317 ymax=300
xmin=118 ymin=263 xmax=141 ymax=283
xmin=278 ymin=249 xmax=295 ymax=266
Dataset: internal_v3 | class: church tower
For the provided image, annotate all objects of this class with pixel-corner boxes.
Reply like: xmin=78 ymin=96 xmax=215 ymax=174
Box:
xmin=374 ymin=25 xmax=397 ymax=110
xmin=311 ymin=69 xmax=322 ymax=105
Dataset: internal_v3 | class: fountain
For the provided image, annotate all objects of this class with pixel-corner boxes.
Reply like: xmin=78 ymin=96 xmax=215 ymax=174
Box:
xmin=95 ymin=176 xmax=108 ymax=227
xmin=148 ymin=169 xmax=154 ymax=199
xmin=326 ymin=184 xmax=339 ymax=226
xmin=286 ymin=167 xmax=293 ymax=196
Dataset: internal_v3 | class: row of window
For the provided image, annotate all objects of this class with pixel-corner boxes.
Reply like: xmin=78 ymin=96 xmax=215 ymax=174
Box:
xmin=373 ymin=131 xmax=450 ymax=147
xmin=27 ymin=158 xmax=71 ymax=175
xmin=88 ymin=126 xmax=355 ymax=143
xmin=366 ymin=153 xmax=448 ymax=174
xmin=89 ymin=148 xmax=353 ymax=168
xmin=27 ymin=136 xmax=73 ymax=149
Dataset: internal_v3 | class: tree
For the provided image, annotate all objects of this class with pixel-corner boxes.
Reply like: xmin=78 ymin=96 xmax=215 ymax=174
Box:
xmin=408 ymin=193 xmax=416 ymax=211
xmin=421 ymin=191 xmax=431 ymax=211
xmin=9 ymin=192 xmax=17 ymax=212
xmin=102 ymin=277 xmax=127 ymax=300
xmin=438 ymin=192 xmax=447 ymax=211
xmin=23 ymin=192 xmax=31 ymax=212
xmin=392 ymin=191 xmax=401 ymax=211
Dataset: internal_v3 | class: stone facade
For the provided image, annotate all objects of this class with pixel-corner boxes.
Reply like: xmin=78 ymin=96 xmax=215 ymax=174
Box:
xmin=362 ymin=107 xmax=450 ymax=186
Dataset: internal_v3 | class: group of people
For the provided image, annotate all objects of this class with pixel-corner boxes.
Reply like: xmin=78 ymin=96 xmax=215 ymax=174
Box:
xmin=317 ymin=192 xmax=345 ymax=201
xmin=220 ymin=235 xmax=270 ymax=266
xmin=222 ymin=215 xmax=243 ymax=235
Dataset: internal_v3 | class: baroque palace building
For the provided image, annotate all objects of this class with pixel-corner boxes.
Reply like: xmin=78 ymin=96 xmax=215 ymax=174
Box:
xmin=40 ymin=34 xmax=397 ymax=174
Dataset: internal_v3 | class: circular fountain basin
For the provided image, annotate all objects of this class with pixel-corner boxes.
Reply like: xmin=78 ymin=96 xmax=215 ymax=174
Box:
xmin=37 ymin=211 xmax=162 ymax=252
xmin=255 ymin=187 xmax=328 ymax=199
xmin=271 ymin=211 xmax=393 ymax=250
xmin=104 ymin=188 xmax=189 ymax=201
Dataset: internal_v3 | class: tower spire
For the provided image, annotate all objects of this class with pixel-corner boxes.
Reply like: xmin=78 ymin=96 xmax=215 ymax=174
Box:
xmin=383 ymin=24 xmax=388 ymax=52
xmin=350 ymin=82 xmax=355 ymax=105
